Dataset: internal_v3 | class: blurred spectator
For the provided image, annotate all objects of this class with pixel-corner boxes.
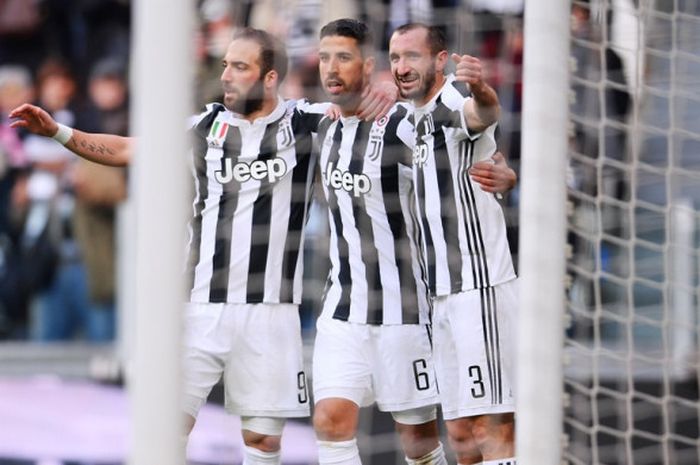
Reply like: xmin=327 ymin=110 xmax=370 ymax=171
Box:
xmin=70 ymin=57 xmax=130 ymax=342
xmin=195 ymin=0 xmax=237 ymax=106
xmin=0 ymin=65 xmax=34 ymax=337
xmin=22 ymin=58 xmax=93 ymax=342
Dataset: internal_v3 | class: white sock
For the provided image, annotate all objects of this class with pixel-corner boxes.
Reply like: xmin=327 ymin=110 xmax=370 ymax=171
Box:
xmin=242 ymin=445 xmax=281 ymax=465
xmin=317 ymin=438 xmax=362 ymax=465
xmin=405 ymin=442 xmax=449 ymax=465
xmin=482 ymin=458 xmax=516 ymax=465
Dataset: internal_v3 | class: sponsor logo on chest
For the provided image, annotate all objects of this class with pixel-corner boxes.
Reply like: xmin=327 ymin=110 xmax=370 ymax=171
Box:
xmin=323 ymin=163 xmax=371 ymax=198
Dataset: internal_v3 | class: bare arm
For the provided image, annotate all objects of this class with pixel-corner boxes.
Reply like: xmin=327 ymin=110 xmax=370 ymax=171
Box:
xmin=9 ymin=103 xmax=134 ymax=166
xmin=451 ymin=54 xmax=500 ymax=133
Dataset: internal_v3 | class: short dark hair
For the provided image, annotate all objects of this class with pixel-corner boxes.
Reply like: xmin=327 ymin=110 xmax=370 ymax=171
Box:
xmin=232 ymin=27 xmax=288 ymax=82
xmin=320 ymin=18 xmax=374 ymax=56
xmin=393 ymin=23 xmax=447 ymax=56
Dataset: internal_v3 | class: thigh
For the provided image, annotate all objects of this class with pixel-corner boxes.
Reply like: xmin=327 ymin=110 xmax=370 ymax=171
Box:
xmin=224 ymin=303 xmax=309 ymax=418
xmin=372 ymin=324 xmax=439 ymax=413
xmin=433 ymin=280 xmax=518 ymax=420
xmin=312 ymin=317 xmax=373 ymax=407
xmin=182 ymin=302 xmax=230 ymax=418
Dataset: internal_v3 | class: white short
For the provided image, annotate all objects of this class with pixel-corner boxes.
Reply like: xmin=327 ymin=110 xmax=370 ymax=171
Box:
xmin=182 ymin=302 xmax=309 ymax=419
xmin=432 ymin=279 xmax=518 ymax=420
xmin=312 ymin=316 xmax=439 ymax=413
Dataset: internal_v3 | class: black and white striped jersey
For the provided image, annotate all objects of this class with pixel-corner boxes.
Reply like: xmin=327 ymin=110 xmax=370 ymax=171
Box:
xmin=185 ymin=98 xmax=326 ymax=304
xmin=317 ymin=103 xmax=431 ymax=325
xmin=411 ymin=75 xmax=515 ymax=296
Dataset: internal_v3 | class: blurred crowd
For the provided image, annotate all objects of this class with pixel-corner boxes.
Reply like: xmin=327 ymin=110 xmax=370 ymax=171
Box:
xmin=0 ymin=0 xmax=527 ymax=341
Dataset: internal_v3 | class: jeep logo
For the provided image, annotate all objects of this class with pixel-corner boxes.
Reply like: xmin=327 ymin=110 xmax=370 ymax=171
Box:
xmin=215 ymin=158 xmax=287 ymax=184
xmin=413 ymin=144 xmax=429 ymax=167
xmin=323 ymin=164 xmax=371 ymax=198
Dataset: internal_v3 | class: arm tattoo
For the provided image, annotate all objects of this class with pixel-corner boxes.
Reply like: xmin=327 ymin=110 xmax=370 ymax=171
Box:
xmin=70 ymin=134 xmax=117 ymax=159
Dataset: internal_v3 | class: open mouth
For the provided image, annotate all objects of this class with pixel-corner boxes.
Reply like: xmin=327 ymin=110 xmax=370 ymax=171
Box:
xmin=325 ymin=79 xmax=344 ymax=93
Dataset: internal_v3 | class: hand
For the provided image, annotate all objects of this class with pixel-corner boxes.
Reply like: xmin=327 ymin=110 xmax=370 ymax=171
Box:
xmin=469 ymin=151 xmax=517 ymax=194
xmin=451 ymin=53 xmax=484 ymax=89
xmin=325 ymin=104 xmax=342 ymax=120
xmin=9 ymin=103 xmax=58 ymax=137
xmin=357 ymin=80 xmax=398 ymax=121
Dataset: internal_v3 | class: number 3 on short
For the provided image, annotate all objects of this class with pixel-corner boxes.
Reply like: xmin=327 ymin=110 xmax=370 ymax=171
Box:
xmin=412 ymin=359 xmax=430 ymax=391
xmin=468 ymin=365 xmax=486 ymax=398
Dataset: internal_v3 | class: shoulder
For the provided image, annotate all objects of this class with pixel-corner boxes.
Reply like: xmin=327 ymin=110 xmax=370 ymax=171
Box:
xmin=289 ymin=99 xmax=331 ymax=133
xmin=189 ymin=102 xmax=226 ymax=130
xmin=438 ymin=75 xmax=469 ymax=111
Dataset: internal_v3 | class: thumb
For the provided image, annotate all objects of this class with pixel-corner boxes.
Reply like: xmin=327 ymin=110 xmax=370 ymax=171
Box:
xmin=451 ymin=53 xmax=462 ymax=64
xmin=492 ymin=151 xmax=505 ymax=164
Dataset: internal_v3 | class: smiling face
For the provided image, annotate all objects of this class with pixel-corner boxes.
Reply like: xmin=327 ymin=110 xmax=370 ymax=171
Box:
xmin=389 ymin=26 xmax=446 ymax=105
xmin=220 ymin=38 xmax=266 ymax=115
xmin=318 ymin=35 xmax=373 ymax=114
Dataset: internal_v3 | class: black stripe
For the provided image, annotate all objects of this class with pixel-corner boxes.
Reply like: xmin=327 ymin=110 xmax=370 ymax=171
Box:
xmin=347 ymin=121 xmax=382 ymax=323
xmin=186 ymin=105 xmax=224 ymax=294
xmin=490 ymin=287 xmax=503 ymax=403
xmin=246 ymin=117 xmax=283 ymax=301
xmin=480 ymin=287 xmax=496 ymax=404
xmin=415 ymin=116 xmax=437 ymax=293
xmin=431 ymin=101 xmax=464 ymax=291
xmin=325 ymin=122 xmax=352 ymax=320
xmin=382 ymin=122 xmax=421 ymax=324
xmin=484 ymin=287 xmax=500 ymax=404
xmin=406 ymin=171 xmax=432 ymax=323
xmin=460 ymin=139 xmax=491 ymax=288
xmin=209 ymin=125 xmax=243 ymax=302
xmin=279 ymin=115 xmax=316 ymax=302
xmin=457 ymin=140 xmax=481 ymax=289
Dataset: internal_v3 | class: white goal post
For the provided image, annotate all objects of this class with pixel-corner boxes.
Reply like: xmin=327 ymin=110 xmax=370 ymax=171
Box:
xmin=516 ymin=1 xmax=570 ymax=464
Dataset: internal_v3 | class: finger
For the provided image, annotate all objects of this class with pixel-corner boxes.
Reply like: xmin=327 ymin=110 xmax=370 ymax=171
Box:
xmin=9 ymin=120 xmax=28 ymax=129
xmin=373 ymin=99 xmax=393 ymax=120
xmin=451 ymin=53 xmax=462 ymax=64
xmin=362 ymin=85 xmax=370 ymax=99
xmin=8 ymin=103 xmax=32 ymax=118
xmin=359 ymin=98 xmax=382 ymax=121
xmin=491 ymin=151 xmax=505 ymax=163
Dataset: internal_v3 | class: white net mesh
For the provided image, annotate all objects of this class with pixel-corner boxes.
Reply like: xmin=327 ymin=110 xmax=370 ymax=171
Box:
xmin=565 ymin=0 xmax=700 ymax=463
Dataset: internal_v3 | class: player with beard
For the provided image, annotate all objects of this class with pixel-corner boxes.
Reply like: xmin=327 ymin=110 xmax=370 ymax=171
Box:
xmin=10 ymin=27 xmax=397 ymax=465
xmin=310 ymin=19 xmax=515 ymax=465
xmin=389 ymin=23 xmax=517 ymax=465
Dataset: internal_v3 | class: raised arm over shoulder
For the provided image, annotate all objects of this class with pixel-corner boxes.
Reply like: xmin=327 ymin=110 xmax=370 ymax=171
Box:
xmin=9 ymin=103 xmax=134 ymax=166
xmin=450 ymin=53 xmax=500 ymax=132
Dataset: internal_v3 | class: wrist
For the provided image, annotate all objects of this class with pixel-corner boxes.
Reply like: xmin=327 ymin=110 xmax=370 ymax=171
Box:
xmin=52 ymin=123 xmax=73 ymax=145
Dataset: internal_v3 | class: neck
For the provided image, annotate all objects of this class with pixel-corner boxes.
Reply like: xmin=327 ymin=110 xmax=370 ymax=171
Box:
xmin=339 ymin=90 xmax=364 ymax=118
xmin=242 ymin=94 xmax=278 ymax=122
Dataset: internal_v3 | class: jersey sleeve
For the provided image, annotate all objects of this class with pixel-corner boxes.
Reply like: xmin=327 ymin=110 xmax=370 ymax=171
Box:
xmin=443 ymin=75 xmax=483 ymax=142
xmin=288 ymin=99 xmax=331 ymax=135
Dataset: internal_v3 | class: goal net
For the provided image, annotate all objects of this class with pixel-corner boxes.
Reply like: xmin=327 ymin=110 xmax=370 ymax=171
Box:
xmin=565 ymin=0 xmax=700 ymax=464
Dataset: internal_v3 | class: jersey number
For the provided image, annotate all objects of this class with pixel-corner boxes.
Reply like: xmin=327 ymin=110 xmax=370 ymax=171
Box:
xmin=468 ymin=365 xmax=486 ymax=399
xmin=412 ymin=359 xmax=431 ymax=391
xmin=297 ymin=371 xmax=308 ymax=404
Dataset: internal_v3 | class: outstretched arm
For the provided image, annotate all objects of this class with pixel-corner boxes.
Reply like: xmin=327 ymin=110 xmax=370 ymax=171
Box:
xmin=9 ymin=103 xmax=134 ymax=167
xmin=451 ymin=54 xmax=500 ymax=132
xmin=469 ymin=151 xmax=517 ymax=194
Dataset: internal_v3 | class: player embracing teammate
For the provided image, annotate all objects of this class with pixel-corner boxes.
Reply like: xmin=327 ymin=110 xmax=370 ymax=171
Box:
xmin=10 ymin=18 xmax=518 ymax=465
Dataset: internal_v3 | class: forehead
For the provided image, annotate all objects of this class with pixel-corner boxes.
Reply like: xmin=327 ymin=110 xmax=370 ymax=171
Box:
xmin=390 ymin=28 xmax=430 ymax=53
xmin=319 ymin=35 xmax=362 ymax=55
xmin=225 ymin=38 xmax=262 ymax=65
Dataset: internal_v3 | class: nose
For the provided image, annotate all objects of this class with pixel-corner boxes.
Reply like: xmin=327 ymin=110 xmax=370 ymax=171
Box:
xmin=220 ymin=65 xmax=231 ymax=83
xmin=395 ymin=58 xmax=410 ymax=76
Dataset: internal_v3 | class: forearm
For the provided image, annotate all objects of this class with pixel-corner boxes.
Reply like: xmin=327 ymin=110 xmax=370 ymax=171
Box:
xmin=64 ymin=129 xmax=133 ymax=166
xmin=463 ymin=81 xmax=500 ymax=132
